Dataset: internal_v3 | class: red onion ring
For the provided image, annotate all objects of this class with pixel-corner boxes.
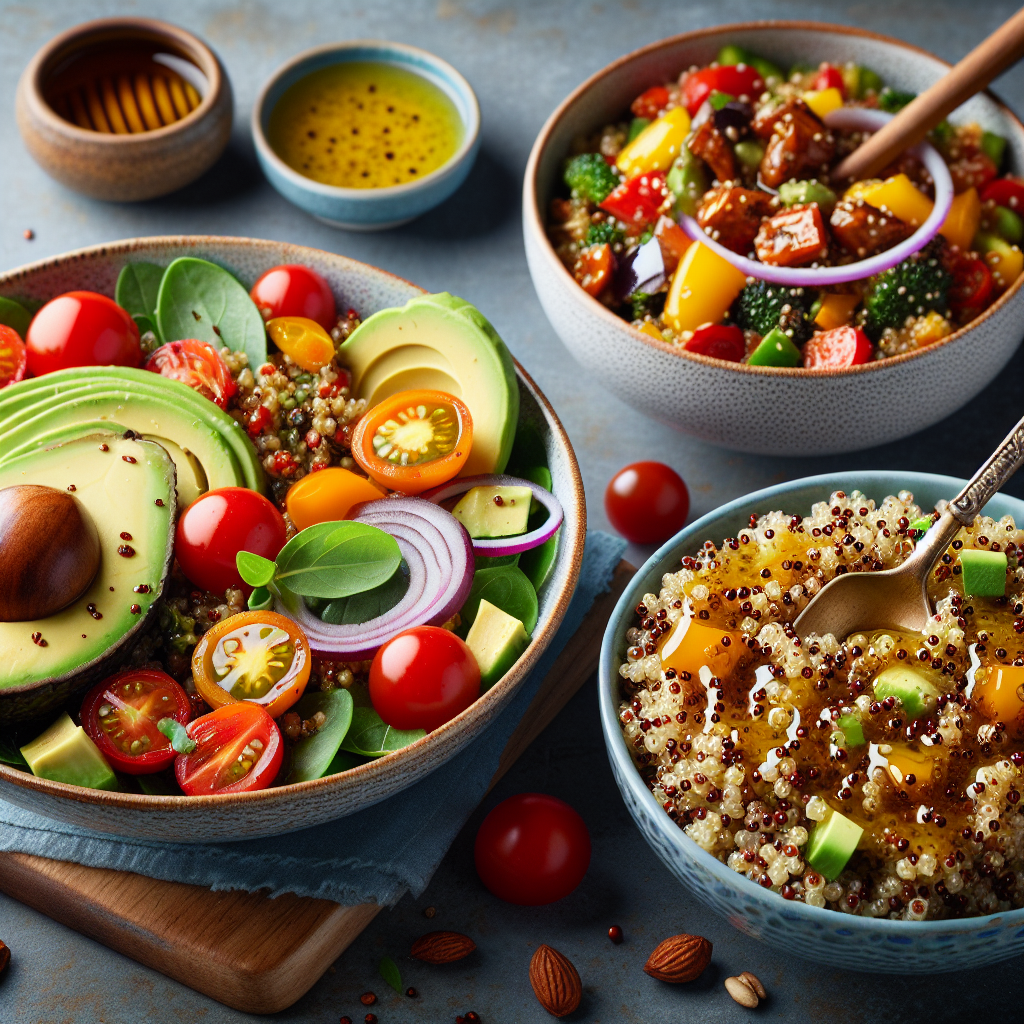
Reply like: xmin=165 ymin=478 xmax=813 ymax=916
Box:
xmin=421 ymin=474 xmax=564 ymax=556
xmin=678 ymin=108 xmax=954 ymax=286
xmin=275 ymin=498 xmax=474 ymax=660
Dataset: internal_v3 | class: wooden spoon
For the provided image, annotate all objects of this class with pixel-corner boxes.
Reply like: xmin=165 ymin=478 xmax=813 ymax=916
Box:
xmin=793 ymin=412 xmax=1024 ymax=640
xmin=833 ymin=8 xmax=1024 ymax=182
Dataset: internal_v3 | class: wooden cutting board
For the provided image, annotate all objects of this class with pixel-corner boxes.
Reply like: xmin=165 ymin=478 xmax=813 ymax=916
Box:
xmin=0 ymin=561 xmax=633 ymax=1014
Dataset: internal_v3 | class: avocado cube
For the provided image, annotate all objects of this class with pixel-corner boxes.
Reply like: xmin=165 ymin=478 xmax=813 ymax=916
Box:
xmin=747 ymin=328 xmax=802 ymax=367
xmin=872 ymin=665 xmax=939 ymax=719
xmin=806 ymin=808 xmax=863 ymax=881
xmin=465 ymin=599 xmax=530 ymax=689
xmin=960 ymin=548 xmax=1008 ymax=597
xmin=452 ymin=486 xmax=533 ymax=539
xmin=837 ymin=713 xmax=865 ymax=748
xmin=20 ymin=713 xmax=117 ymax=791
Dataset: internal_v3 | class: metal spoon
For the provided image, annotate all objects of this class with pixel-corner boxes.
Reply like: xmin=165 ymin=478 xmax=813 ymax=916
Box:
xmin=793 ymin=414 xmax=1024 ymax=640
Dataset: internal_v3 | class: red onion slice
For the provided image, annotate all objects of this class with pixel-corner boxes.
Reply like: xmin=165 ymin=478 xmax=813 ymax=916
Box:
xmin=678 ymin=108 xmax=954 ymax=286
xmin=421 ymin=474 xmax=564 ymax=557
xmin=275 ymin=498 xmax=474 ymax=661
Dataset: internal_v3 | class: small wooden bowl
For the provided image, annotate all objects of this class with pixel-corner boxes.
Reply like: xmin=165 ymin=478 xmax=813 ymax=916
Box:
xmin=15 ymin=17 xmax=233 ymax=201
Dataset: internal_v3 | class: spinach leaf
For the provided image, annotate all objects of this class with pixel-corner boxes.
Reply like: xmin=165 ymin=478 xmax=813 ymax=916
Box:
xmin=236 ymin=550 xmax=277 ymax=588
xmin=340 ymin=707 xmax=425 ymax=757
xmin=284 ymin=689 xmax=354 ymax=783
xmin=379 ymin=956 xmax=403 ymax=995
xmin=248 ymin=586 xmax=274 ymax=611
xmin=519 ymin=528 xmax=559 ymax=592
xmin=132 ymin=314 xmax=157 ymax=338
xmin=319 ymin=560 xmax=409 ymax=624
xmin=0 ymin=296 xmax=32 ymax=339
xmin=460 ymin=565 xmax=538 ymax=634
xmin=156 ymin=257 xmax=267 ymax=369
xmin=115 ymin=262 xmax=165 ymax=323
xmin=474 ymin=552 xmax=519 ymax=571
xmin=0 ymin=733 xmax=28 ymax=768
xmin=325 ymin=748 xmax=367 ymax=774
xmin=275 ymin=521 xmax=402 ymax=600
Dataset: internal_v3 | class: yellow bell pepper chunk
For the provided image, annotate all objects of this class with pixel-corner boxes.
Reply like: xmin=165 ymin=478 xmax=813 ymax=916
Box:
xmin=884 ymin=745 xmax=933 ymax=790
xmin=974 ymin=665 xmax=1024 ymax=732
xmin=939 ymin=187 xmax=981 ymax=250
xmin=803 ymin=86 xmax=844 ymax=120
xmin=616 ymin=106 xmax=691 ymax=179
xmin=659 ymin=614 xmax=742 ymax=682
xmin=636 ymin=321 xmax=665 ymax=341
xmin=985 ymin=242 xmax=1024 ymax=291
xmin=663 ymin=240 xmax=748 ymax=334
xmin=814 ymin=293 xmax=859 ymax=331
xmin=845 ymin=173 xmax=933 ymax=228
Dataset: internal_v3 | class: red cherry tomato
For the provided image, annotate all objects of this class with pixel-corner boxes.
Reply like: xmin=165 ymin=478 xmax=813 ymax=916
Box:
xmin=250 ymin=264 xmax=337 ymax=332
xmin=145 ymin=340 xmax=238 ymax=409
xmin=802 ymin=326 xmax=874 ymax=369
xmin=631 ymin=85 xmax=670 ymax=120
xmin=175 ymin=487 xmax=287 ymax=595
xmin=949 ymin=255 xmax=994 ymax=319
xmin=174 ymin=702 xmax=283 ymax=795
xmin=25 ymin=291 xmax=140 ymax=376
xmin=81 ymin=669 xmax=191 ymax=774
xmin=369 ymin=626 xmax=480 ymax=732
xmin=599 ymin=172 xmax=670 ymax=229
xmin=812 ymin=63 xmax=847 ymax=97
xmin=681 ymin=65 xmax=765 ymax=116
xmin=981 ymin=178 xmax=1024 ymax=211
xmin=474 ymin=793 xmax=591 ymax=905
xmin=605 ymin=461 xmax=690 ymax=544
xmin=0 ymin=324 xmax=27 ymax=387
xmin=682 ymin=323 xmax=745 ymax=361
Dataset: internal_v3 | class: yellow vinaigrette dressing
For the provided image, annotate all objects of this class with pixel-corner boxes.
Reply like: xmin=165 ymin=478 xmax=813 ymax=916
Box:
xmin=268 ymin=62 xmax=462 ymax=189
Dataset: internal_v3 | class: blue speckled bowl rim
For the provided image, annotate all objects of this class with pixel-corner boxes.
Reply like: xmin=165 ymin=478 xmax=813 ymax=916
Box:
xmin=599 ymin=470 xmax=1024 ymax=941
xmin=251 ymin=39 xmax=481 ymax=201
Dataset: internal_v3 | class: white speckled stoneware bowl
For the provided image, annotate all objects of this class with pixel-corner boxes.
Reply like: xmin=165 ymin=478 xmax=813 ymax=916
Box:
xmin=599 ymin=470 xmax=1024 ymax=972
xmin=0 ymin=236 xmax=585 ymax=843
xmin=524 ymin=23 xmax=1024 ymax=456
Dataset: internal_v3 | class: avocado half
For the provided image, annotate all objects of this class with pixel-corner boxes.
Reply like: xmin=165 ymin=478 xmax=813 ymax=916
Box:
xmin=0 ymin=434 xmax=177 ymax=724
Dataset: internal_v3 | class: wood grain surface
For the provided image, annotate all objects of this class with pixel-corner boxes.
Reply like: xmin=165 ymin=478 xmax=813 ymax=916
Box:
xmin=0 ymin=560 xmax=633 ymax=1014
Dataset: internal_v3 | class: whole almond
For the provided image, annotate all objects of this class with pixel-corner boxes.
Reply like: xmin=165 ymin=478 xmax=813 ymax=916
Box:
xmin=725 ymin=974 xmax=760 ymax=1008
xmin=739 ymin=970 xmax=767 ymax=999
xmin=529 ymin=944 xmax=582 ymax=1018
xmin=643 ymin=933 xmax=712 ymax=983
xmin=410 ymin=930 xmax=476 ymax=963
xmin=0 ymin=940 xmax=8 ymax=977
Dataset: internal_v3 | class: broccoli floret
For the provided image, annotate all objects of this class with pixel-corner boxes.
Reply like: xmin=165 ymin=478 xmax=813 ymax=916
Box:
xmin=630 ymin=291 xmax=665 ymax=321
xmin=729 ymin=280 xmax=815 ymax=344
xmin=863 ymin=241 xmax=952 ymax=336
xmin=878 ymin=88 xmax=916 ymax=113
xmin=586 ymin=220 xmax=624 ymax=246
xmin=564 ymin=153 xmax=620 ymax=204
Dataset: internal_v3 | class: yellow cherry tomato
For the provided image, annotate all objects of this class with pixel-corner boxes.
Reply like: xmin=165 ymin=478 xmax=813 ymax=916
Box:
xmin=974 ymin=664 xmax=1024 ymax=737
xmin=658 ymin=614 xmax=743 ymax=681
xmin=663 ymin=240 xmax=748 ymax=334
xmin=192 ymin=611 xmax=311 ymax=719
xmin=616 ymin=106 xmax=691 ymax=179
xmin=266 ymin=316 xmax=336 ymax=372
xmin=285 ymin=467 xmax=386 ymax=530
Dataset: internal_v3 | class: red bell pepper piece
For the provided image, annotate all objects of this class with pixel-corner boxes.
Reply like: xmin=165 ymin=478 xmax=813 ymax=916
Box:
xmin=631 ymin=85 xmax=670 ymax=120
xmin=599 ymin=172 xmax=670 ymax=229
xmin=981 ymin=178 xmax=1024 ymax=212
xmin=681 ymin=65 xmax=765 ymax=116
xmin=802 ymin=326 xmax=873 ymax=369
xmin=683 ymin=323 xmax=745 ymax=362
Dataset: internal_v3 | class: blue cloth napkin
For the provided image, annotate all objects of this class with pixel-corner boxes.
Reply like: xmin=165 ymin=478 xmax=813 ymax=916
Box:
xmin=0 ymin=531 xmax=625 ymax=908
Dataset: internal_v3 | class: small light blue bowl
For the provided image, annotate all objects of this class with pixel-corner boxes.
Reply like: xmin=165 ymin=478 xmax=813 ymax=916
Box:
xmin=599 ymin=470 xmax=1024 ymax=973
xmin=252 ymin=40 xmax=480 ymax=231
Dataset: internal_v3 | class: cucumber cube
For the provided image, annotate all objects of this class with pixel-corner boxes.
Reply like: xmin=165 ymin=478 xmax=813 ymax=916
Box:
xmin=960 ymin=548 xmax=1008 ymax=598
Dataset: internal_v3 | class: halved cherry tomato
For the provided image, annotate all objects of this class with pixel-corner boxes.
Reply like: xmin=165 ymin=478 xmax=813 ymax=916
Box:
xmin=144 ymin=339 xmax=237 ymax=409
xmin=285 ymin=467 xmax=386 ymax=530
xmin=174 ymin=702 xmax=283 ymax=795
xmin=812 ymin=63 xmax=847 ymax=97
xmin=681 ymin=65 xmax=764 ymax=116
xmin=266 ymin=316 xmax=336 ymax=373
xmin=81 ymin=669 xmax=191 ymax=774
xmin=599 ymin=172 xmax=671 ymax=229
xmin=250 ymin=264 xmax=336 ymax=332
xmin=605 ymin=461 xmax=689 ymax=544
xmin=351 ymin=389 xmax=473 ymax=495
xmin=802 ymin=326 xmax=873 ymax=368
xmin=682 ymin=323 xmax=745 ymax=361
xmin=192 ymin=611 xmax=311 ymax=719
xmin=949 ymin=255 xmax=994 ymax=319
xmin=631 ymin=85 xmax=670 ymax=120
xmin=25 ymin=291 xmax=140 ymax=376
xmin=0 ymin=324 xmax=27 ymax=388
xmin=981 ymin=178 xmax=1024 ymax=211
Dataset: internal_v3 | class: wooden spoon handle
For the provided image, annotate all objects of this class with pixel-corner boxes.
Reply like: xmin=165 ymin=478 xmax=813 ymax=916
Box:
xmin=833 ymin=8 xmax=1024 ymax=182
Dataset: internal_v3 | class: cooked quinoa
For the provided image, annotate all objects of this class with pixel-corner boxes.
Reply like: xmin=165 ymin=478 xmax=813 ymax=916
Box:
xmin=618 ymin=490 xmax=1024 ymax=920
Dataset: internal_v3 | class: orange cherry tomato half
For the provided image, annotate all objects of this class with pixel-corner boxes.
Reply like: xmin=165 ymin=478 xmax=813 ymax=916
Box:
xmin=266 ymin=316 xmax=336 ymax=372
xmin=145 ymin=339 xmax=237 ymax=409
xmin=174 ymin=702 xmax=283 ymax=795
xmin=80 ymin=669 xmax=191 ymax=774
xmin=351 ymin=389 xmax=473 ymax=495
xmin=191 ymin=611 xmax=311 ymax=719
xmin=0 ymin=324 xmax=27 ymax=388
xmin=285 ymin=467 xmax=386 ymax=530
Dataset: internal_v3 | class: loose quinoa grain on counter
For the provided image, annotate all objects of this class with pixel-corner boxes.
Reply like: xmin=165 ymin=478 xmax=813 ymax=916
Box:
xmin=618 ymin=490 xmax=1024 ymax=920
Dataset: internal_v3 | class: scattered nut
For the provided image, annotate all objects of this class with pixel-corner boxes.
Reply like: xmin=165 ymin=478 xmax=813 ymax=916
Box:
xmin=643 ymin=933 xmax=712 ymax=983
xmin=424 ymin=906 xmax=437 ymax=918
xmin=725 ymin=974 xmax=760 ymax=1008
xmin=360 ymin=991 xmax=377 ymax=1006
xmin=0 ymin=940 xmax=8 ymax=976
xmin=529 ymin=944 xmax=582 ymax=1018
xmin=739 ymin=970 xmax=766 ymax=999
xmin=410 ymin=930 xmax=476 ymax=963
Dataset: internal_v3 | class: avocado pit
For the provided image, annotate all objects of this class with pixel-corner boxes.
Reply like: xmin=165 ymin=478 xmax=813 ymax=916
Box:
xmin=0 ymin=484 xmax=101 ymax=621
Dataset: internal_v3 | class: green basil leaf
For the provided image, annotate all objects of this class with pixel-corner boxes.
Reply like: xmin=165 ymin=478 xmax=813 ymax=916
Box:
xmin=116 ymin=262 xmax=165 ymax=322
xmin=157 ymin=717 xmax=196 ymax=754
xmin=237 ymin=550 xmax=277 ymax=588
xmin=0 ymin=733 xmax=28 ymax=768
xmin=275 ymin=521 xmax=402 ymax=600
xmin=156 ymin=257 xmax=267 ymax=369
xmin=0 ymin=295 xmax=32 ymax=339
xmin=460 ymin=565 xmax=538 ymax=635
xmin=379 ymin=955 xmax=403 ymax=995
xmin=319 ymin=560 xmax=409 ymax=624
xmin=247 ymin=586 xmax=274 ymax=611
xmin=340 ymin=707 xmax=425 ymax=758
xmin=284 ymin=689 xmax=354 ymax=783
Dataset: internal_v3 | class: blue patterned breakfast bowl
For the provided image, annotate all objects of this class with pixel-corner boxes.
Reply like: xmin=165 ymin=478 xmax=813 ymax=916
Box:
xmin=598 ymin=470 xmax=1024 ymax=973
xmin=253 ymin=40 xmax=480 ymax=230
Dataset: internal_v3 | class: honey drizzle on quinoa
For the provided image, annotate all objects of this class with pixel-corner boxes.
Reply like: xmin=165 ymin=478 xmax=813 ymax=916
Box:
xmin=619 ymin=490 xmax=1024 ymax=920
